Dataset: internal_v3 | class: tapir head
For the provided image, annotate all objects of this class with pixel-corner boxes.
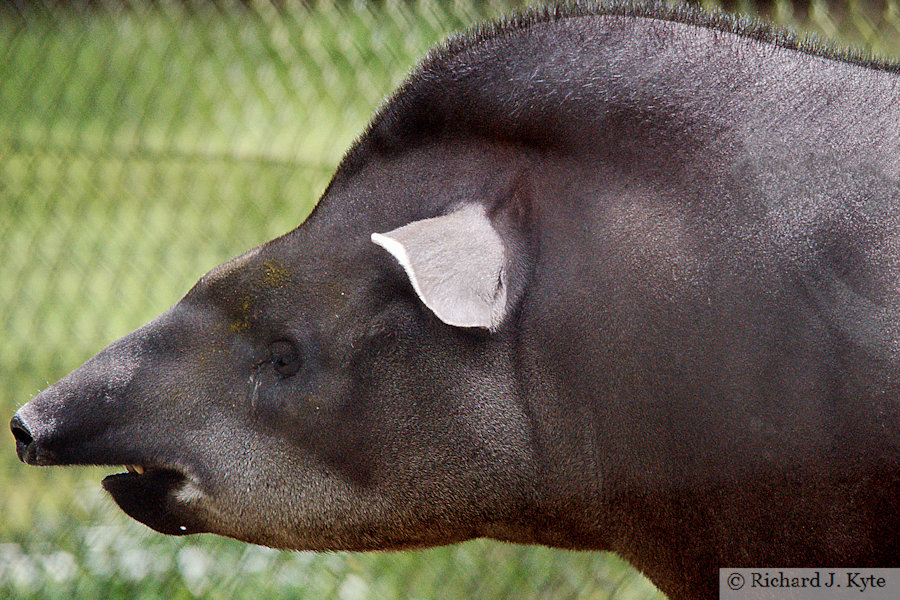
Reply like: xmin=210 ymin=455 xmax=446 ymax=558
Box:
xmin=10 ymin=148 xmax=536 ymax=550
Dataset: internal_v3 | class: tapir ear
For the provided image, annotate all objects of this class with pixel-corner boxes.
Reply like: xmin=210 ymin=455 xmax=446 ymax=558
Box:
xmin=371 ymin=204 xmax=508 ymax=330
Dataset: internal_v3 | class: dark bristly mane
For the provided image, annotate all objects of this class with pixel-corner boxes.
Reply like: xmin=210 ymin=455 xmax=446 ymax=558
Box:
xmin=431 ymin=0 xmax=899 ymax=75
xmin=329 ymin=0 xmax=897 ymax=185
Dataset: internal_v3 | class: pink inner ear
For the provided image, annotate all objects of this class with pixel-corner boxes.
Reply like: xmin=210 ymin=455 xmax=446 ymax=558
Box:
xmin=371 ymin=204 xmax=508 ymax=330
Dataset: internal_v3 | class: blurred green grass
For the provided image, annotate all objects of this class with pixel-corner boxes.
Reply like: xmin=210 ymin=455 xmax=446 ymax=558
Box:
xmin=2 ymin=0 xmax=898 ymax=598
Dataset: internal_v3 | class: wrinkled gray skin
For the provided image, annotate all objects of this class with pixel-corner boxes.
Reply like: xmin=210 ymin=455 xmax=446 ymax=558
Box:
xmin=10 ymin=5 xmax=900 ymax=599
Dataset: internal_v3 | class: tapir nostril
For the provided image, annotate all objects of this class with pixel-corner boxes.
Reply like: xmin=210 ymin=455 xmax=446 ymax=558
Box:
xmin=10 ymin=414 xmax=34 ymax=463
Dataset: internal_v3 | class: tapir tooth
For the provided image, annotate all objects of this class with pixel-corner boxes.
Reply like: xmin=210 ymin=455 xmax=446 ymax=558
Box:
xmin=126 ymin=464 xmax=145 ymax=475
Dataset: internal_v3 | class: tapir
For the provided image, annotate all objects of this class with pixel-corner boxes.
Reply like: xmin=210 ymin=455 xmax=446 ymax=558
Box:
xmin=10 ymin=3 xmax=900 ymax=599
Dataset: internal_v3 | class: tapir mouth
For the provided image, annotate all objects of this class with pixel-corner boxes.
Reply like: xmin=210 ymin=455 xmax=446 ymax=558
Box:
xmin=101 ymin=465 xmax=208 ymax=536
xmin=12 ymin=410 xmax=208 ymax=536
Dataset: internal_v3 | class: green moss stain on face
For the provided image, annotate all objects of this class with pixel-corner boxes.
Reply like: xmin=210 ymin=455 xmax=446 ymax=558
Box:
xmin=208 ymin=258 xmax=289 ymax=336
xmin=263 ymin=260 xmax=289 ymax=288
xmin=231 ymin=298 xmax=252 ymax=332
xmin=234 ymin=261 xmax=289 ymax=332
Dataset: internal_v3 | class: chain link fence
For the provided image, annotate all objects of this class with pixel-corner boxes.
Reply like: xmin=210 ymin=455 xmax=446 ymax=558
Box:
xmin=2 ymin=1 xmax=898 ymax=598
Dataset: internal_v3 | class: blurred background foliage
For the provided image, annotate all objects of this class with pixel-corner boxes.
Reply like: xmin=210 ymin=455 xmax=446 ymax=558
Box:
xmin=1 ymin=1 xmax=898 ymax=598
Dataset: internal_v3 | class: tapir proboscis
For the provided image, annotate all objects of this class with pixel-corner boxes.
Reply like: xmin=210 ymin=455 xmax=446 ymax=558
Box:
xmin=10 ymin=3 xmax=900 ymax=599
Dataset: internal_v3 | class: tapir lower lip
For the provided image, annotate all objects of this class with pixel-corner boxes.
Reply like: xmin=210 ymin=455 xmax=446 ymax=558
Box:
xmin=102 ymin=467 xmax=208 ymax=536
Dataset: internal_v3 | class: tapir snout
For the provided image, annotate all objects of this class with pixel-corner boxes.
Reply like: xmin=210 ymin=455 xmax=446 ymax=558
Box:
xmin=11 ymin=309 xmax=215 ymax=536
xmin=13 ymin=327 xmax=147 ymax=467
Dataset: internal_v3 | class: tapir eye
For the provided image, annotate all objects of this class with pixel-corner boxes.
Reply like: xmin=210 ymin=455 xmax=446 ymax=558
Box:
xmin=269 ymin=340 xmax=301 ymax=377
